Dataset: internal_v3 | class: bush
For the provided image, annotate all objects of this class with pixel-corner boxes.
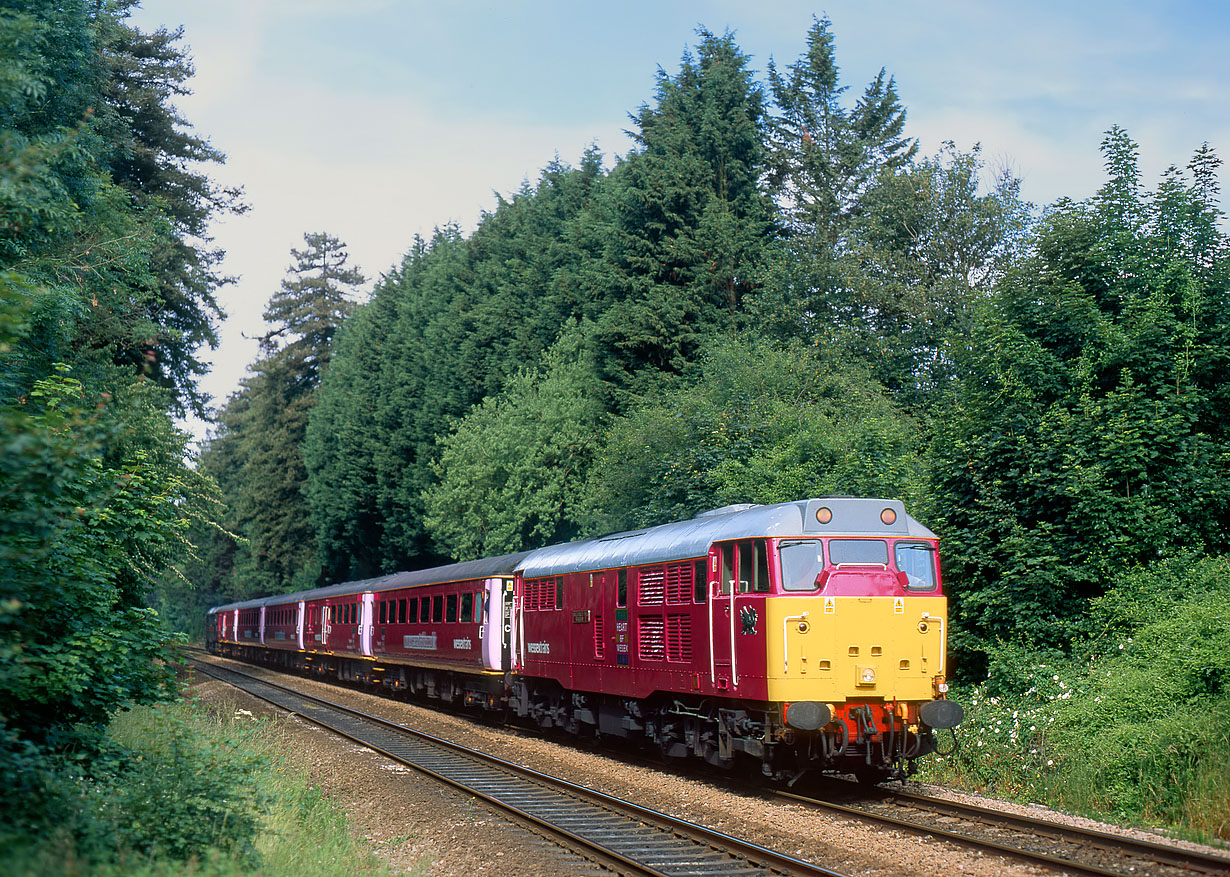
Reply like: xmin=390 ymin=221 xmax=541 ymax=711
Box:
xmin=0 ymin=698 xmax=401 ymax=875
xmin=924 ymin=555 xmax=1230 ymax=841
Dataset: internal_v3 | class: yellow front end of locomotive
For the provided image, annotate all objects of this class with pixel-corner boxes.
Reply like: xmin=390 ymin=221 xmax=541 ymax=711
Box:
xmin=763 ymin=596 xmax=948 ymax=704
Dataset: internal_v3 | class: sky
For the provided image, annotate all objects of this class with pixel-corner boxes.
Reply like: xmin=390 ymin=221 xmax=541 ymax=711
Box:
xmin=127 ymin=0 xmax=1229 ymax=443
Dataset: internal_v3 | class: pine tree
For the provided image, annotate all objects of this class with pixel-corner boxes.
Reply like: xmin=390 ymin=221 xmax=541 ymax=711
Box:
xmin=585 ymin=29 xmax=773 ymax=382
xmin=209 ymin=232 xmax=363 ymax=593
xmin=765 ymin=16 xmax=917 ymax=242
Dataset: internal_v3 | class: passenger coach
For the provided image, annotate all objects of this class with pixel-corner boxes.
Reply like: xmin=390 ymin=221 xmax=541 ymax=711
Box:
xmin=209 ymin=498 xmax=962 ymax=781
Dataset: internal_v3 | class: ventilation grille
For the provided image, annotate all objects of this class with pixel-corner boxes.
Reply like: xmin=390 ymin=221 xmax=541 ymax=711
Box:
xmin=638 ymin=567 xmax=664 ymax=604
xmin=523 ymin=577 xmax=556 ymax=611
xmin=667 ymin=614 xmax=692 ymax=661
xmin=639 ymin=615 xmax=665 ymax=661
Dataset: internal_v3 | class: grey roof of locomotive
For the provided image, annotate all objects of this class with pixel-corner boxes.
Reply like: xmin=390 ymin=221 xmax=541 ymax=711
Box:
xmin=208 ymin=499 xmax=935 ymax=614
xmin=516 ymin=497 xmax=935 ymax=578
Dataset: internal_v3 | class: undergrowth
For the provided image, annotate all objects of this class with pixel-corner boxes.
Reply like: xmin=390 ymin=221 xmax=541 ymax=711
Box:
xmin=922 ymin=554 xmax=1230 ymax=844
xmin=0 ymin=695 xmax=412 ymax=876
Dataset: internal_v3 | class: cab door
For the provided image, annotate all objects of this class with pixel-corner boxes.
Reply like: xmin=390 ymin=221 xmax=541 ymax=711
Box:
xmin=709 ymin=544 xmax=737 ymax=689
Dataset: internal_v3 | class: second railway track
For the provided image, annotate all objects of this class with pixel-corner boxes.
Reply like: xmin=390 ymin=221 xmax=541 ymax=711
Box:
xmin=192 ymin=658 xmax=847 ymax=877
xmin=778 ymin=780 xmax=1230 ymax=877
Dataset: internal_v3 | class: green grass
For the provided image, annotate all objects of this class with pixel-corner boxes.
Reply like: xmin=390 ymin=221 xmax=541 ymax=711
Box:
xmin=1 ymin=696 xmax=425 ymax=876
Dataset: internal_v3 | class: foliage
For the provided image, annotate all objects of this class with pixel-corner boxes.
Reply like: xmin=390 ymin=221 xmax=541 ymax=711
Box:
xmin=423 ymin=322 xmax=607 ymax=559
xmin=0 ymin=698 xmax=400 ymax=875
xmin=584 ymin=335 xmax=927 ymax=533
xmin=0 ymin=352 xmax=187 ymax=747
xmin=935 ymin=128 xmax=1230 ymax=660
xmin=923 ymin=555 xmax=1230 ymax=841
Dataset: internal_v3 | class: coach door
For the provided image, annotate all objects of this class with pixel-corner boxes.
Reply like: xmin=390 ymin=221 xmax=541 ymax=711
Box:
xmin=481 ymin=577 xmax=513 ymax=671
xmin=360 ymin=592 xmax=375 ymax=657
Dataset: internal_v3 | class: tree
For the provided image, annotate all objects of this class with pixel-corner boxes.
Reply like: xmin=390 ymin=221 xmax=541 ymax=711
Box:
xmin=206 ymin=233 xmax=362 ymax=593
xmin=755 ymin=143 xmax=1032 ymax=412
xmin=97 ymin=5 xmax=247 ymax=415
xmin=581 ymin=29 xmax=774 ymax=383
xmin=423 ymin=323 xmax=607 ymax=559
xmin=584 ymin=335 xmax=927 ymax=534
xmin=935 ymin=129 xmax=1230 ymax=662
xmin=765 ymin=16 xmax=917 ymax=242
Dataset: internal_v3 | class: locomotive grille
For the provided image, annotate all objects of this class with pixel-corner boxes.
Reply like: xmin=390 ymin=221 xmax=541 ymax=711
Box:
xmin=523 ymin=577 xmax=557 ymax=611
xmin=639 ymin=615 xmax=665 ymax=660
xmin=667 ymin=613 xmax=692 ymax=661
xmin=638 ymin=567 xmax=665 ymax=604
xmin=665 ymin=563 xmax=693 ymax=604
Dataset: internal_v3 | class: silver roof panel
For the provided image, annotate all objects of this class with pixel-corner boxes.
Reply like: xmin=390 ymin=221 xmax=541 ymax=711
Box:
xmin=517 ymin=498 xmax=935 ymax=577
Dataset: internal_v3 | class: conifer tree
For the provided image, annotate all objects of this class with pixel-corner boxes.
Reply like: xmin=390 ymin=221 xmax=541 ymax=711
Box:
xmin=583 ymin=30 xmax=773 ymax=382
xmin=210 ymin=233 xmax=363 ymax=593
xmin=765 ymin=16 xmax=917 ymax=242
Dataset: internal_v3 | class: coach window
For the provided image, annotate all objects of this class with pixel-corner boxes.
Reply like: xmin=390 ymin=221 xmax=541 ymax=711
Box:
xmin=446 ymin=593 xmax=458 ymax=623
xmin=432 ymin=595 xmax=444 ymax=623
xmin=398 ymin=598 xmax=407 ymax=623
xmin=460 ymin=592 xmax=473 ymax=623
xmin=617 ymin=569 xmax=628 ymax=607
xmin=379 ymin=601 xmax=387 ymax=624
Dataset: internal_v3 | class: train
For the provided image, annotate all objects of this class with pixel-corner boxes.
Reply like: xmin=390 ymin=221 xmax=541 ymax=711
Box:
xmin=207 ymin=497 xmax=963 ymax=783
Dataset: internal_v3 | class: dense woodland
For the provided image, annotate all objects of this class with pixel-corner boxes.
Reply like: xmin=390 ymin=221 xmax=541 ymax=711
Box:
xmin=2 ymin=2 xmax=1228 ymax=863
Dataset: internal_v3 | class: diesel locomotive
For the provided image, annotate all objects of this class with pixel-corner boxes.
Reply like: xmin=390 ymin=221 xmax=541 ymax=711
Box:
xmin=208 ymin=497 xmax=963 ymax=782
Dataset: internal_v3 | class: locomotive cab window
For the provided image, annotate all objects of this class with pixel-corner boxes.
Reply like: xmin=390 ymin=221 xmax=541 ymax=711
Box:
xmin=719 ymin=544 xmax=733 ymax=595
xmin=779 ymin=539 xmax=824 ymax=591
xmin=894 ymin=542 xmax=937 ymax=590
xmin=737 ymin=541 xmax=770 ymax=593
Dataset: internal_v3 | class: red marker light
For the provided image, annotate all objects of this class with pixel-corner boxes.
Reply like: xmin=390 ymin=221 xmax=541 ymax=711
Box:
xmin=881 ymin=508 xmax=897 ymax=525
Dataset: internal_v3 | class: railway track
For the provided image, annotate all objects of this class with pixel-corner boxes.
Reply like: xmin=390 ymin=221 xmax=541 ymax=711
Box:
xmin=191 ymin=658 xmax=847 ymax=877
xmin=188 ymin=651 xmax=1230 ymax=877
xmin=780 ymin=782 xmax=1230 ymax=877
